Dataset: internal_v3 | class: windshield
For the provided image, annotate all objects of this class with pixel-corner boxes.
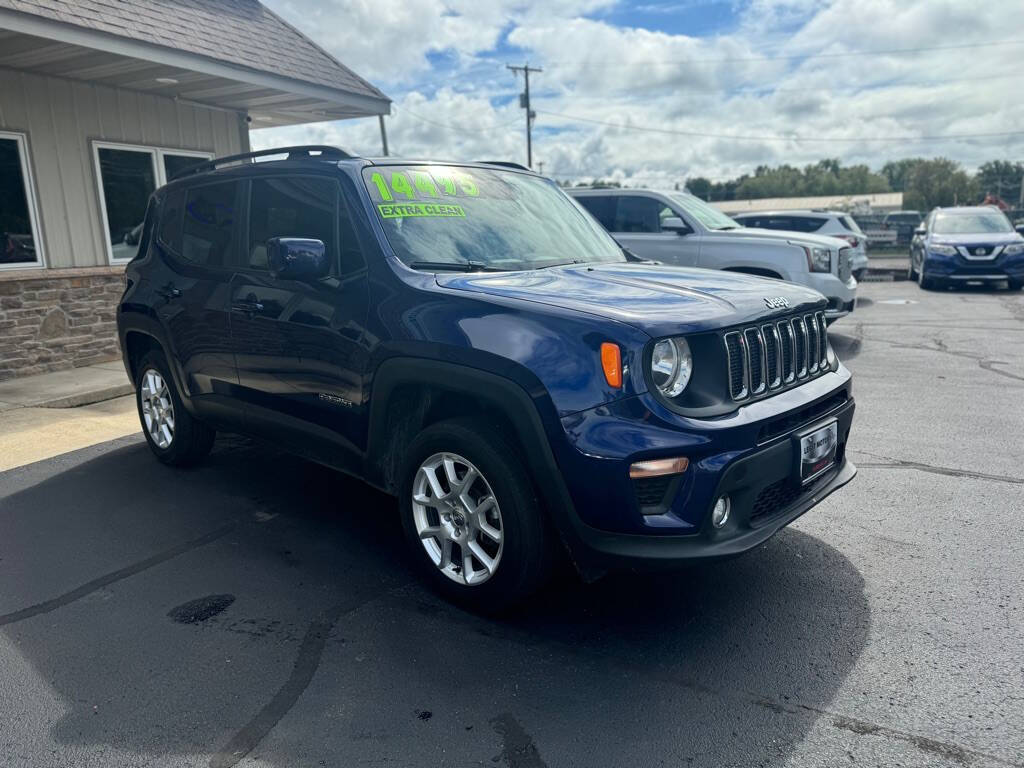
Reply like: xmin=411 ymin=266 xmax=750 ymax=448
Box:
xmin=932 ymin=211 xmax=1013 ymax=235
xmin=364 ymin=165 xmax=625 ymax=270
xmin=666 ymin=192 xmax=740 ymax=230
xmin=887 ymin=213 xmax=921 ymax=224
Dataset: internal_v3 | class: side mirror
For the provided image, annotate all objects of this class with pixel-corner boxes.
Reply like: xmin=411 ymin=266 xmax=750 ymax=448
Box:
xmin=913 ymin=226 xmax=926 ymax=237
xmin=661 ymin=216 xmax=689 ymax=234
xmin=1016 ymin=224 xmax=1024 ymax=236
xmin=267 ymin=237 xmax=329 ymax=281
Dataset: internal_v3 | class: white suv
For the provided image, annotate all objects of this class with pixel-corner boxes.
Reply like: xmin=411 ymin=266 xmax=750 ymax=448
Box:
xmin=569 ymin=189 xmax=858 ymax=322
xmin=731 ymin=210 xmax=868 ymax=281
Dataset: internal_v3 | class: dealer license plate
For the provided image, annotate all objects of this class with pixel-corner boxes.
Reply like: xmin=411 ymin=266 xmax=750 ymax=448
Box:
xmin=797 ymin=420 xmax=838 ymax=485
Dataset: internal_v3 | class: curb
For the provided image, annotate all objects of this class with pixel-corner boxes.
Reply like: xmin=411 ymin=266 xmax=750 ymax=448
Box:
xmin=36 ymin=383 xmax=135 ymax=409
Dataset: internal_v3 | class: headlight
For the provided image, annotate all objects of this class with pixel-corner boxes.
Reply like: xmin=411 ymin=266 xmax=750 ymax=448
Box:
xmin=928 ymin=243 xmax=957 ymax=256
xmin=651 ymin=337 xmax=693 ymax=397
xmin=1004 ymin=243 xmax=1024 ymax=256
xmin=804 ymin=246 xmax=832 ymax=273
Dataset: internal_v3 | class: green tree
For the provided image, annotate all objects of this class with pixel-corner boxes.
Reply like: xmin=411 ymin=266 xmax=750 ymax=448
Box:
xmin=880 ymin=158 xmax=925 ymax=192
xmin=976 ymin=160 xmax=1024 ymax=203
xmin=902 ymin=157 xmax=979 ymax=210
xmin=686 ymin=176 xmax=712 ymax=200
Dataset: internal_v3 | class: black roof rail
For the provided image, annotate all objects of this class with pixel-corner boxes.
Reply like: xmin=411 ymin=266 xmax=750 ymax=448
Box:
xmin=475 ymin=160 xmax=532 ymax=171
xmin=171 ymin=145 xmax=355 ymax=180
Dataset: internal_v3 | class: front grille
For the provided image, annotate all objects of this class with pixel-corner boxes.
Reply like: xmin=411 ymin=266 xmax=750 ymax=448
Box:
xmin=838 ymin=248 xmax=852 ymax=281
xmin=725 ymin=312 xmax=831 ymax=402
xmin=751 ymin=478 xmax=803 ymax=520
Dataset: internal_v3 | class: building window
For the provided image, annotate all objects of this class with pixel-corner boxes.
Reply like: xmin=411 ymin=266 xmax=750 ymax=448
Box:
xmin=0 ymin=132 xmax=44 ymax=269
xmin=93 ymin=142 xmax=213 ymax=264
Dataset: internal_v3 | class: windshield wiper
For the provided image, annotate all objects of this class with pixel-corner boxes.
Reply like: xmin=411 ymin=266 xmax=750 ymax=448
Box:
xmin=535 ymin=259 xmax=587 ymax=270
xmin=407 ymin=260 xmax=505 ymax=273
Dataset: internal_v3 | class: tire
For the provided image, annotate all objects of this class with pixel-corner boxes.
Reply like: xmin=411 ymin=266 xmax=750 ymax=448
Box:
xmin=135 ymin=350 xmax=215 ymax=466
xmin=399 ymin=418 xmax=555 ymax=612
xmin=917 ymin=260 xmax=935 ymax=290
xmin=1008 ymin=279 xmax=1023 ymax=292
xmin=907 ymin=253 xmax=918 ymax=281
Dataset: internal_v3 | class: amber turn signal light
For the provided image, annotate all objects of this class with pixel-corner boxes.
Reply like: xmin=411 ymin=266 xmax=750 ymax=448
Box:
xmin=600 ymin=342 xmax=622 ymax=388
xmin=629 ymin=457 xmax=690 ymax=479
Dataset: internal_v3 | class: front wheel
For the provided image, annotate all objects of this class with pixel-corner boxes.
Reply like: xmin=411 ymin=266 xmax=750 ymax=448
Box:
xmin=907 ymin=253 xmax=918 ymax=281
xmin=917 ymin=260 xmax=936 ymax=290
xmin=1008 ymin=278 xmax=1023 ymax=292
xmin=399 ymin=419 xmax=555 ymax=612
xmin=135 ymin=350 xmax=215 ymax=466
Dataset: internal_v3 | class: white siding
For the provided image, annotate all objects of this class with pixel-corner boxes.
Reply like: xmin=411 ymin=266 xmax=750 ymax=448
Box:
xmin=0 ymin=66 xmax=248 ymax=268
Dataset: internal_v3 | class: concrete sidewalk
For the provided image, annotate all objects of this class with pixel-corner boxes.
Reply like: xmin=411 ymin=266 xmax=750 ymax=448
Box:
xmin=0 ymin=360 xmax=132 ymax=412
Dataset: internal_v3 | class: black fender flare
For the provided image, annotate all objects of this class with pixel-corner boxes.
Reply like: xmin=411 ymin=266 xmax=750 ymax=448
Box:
xmin=363 ymin=357 xmax=582 ymax=548
xmin=117 ymin=308 xmax=196 ymax=415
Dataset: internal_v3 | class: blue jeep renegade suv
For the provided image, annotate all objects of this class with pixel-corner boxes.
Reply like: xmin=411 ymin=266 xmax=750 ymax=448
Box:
xmin=117 ymin=146 xmax=857 ymax=609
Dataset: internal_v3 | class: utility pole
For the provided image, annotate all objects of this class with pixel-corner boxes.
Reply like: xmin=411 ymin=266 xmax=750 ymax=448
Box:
xmin=507 ymin=63 xmax=542 ymax=168
xmin=537 ymin=161 xmax=544 ymax=175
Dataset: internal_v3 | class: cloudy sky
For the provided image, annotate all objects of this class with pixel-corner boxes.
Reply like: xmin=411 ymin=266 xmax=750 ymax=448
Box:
xmin=253 ymin=0 xmax=1024 ymax=187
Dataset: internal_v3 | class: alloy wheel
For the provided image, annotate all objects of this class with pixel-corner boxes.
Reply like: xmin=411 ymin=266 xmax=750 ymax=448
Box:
xmin=411 ymin=452 xmax=503 ymax=586
xmin=140 ymin=369 xmax=175 ymax=449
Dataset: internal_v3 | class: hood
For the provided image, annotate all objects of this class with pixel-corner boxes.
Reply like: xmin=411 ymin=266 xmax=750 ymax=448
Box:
xmin=717 ymin=227 xmax=849 ymax=251
xmin=436 ymin=263 xmax=825 ymax=338
xmin=930 ymin=232 xmax=1023 ymax=245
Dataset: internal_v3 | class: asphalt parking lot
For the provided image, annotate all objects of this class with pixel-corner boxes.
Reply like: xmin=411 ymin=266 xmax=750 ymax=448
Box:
xmin=1 ymin=280 xmax=1022 ymax=768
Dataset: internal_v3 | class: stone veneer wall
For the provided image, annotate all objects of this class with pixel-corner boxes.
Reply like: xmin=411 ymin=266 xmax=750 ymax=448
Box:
xmin=0 ymin=267 xmax=125 ymax=381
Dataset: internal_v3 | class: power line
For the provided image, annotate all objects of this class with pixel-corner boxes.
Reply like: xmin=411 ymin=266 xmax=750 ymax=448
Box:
xmin=534 ymin=110 xmax=1024 ymax=143
xmin=395 ymin=106 xmax=520 ymax=135
xmin=540 ymin=38 xmax=1024 ymax=68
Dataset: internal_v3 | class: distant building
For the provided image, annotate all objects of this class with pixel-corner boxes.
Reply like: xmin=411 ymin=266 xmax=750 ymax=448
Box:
xmin=712 ymin=192 xmax=904 ymax=215
xmin=0 ymin=0 xmax=389 ymax=380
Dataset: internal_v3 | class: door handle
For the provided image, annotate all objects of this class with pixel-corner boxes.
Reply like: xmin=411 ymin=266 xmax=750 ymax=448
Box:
xmin=232 ymin=299 xmax=264 ymax=314
xmin=156 ymin=283 xmax=181 ymax=300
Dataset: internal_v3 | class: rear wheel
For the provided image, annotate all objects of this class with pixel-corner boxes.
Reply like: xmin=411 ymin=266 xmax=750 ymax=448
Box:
xmin=399 ymin=419 xmax=554 ymax=612
xmin=135 ymin=350 xmax=215 ymax=466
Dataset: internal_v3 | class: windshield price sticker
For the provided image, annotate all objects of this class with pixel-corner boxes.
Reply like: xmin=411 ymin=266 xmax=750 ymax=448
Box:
xmin=370 ymin=169 xmax=479 ymax=202
xmin=378 ymin=203 xmax=466 ymax=219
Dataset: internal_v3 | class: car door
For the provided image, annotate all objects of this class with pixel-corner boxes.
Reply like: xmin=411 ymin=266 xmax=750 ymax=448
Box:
xmin=229 ymin=174 xmax=370 ymax=471
xmin=609 ymin=194 xmax=700 ymax=266
xmin=152 ymin=179 xmax=243 ymax=423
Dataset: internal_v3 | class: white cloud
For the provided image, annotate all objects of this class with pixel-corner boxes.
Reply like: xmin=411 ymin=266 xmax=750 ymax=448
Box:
xmin=254 ymin=0 xmax=1024 ymax=186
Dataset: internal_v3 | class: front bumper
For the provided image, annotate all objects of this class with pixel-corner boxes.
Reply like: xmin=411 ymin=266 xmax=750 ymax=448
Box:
xmin=923 ymin=249 xmax=1024 ymax=284
xmin=550 ymin=371 xmax=856 ymax=572
xmin=806 ymin=272 xmax=857 ymax=319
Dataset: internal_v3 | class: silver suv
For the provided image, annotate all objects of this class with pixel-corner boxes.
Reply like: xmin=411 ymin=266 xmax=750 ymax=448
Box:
xmin=569 ymin=189 xmax=857 ymax=322
xmin=731 ymin=209 xmax=868 ymax=281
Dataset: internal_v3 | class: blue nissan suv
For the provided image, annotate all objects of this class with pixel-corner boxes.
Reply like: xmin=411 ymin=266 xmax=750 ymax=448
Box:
xmin=909 ymin=206 xmax=1024 ymax=290
xmin=117 ymin=146 xmax=857 ymax=609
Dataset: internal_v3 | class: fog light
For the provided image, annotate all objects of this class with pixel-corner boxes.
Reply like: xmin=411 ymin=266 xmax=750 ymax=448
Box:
xmin=711 ymin=496 xmax=731 ymax=528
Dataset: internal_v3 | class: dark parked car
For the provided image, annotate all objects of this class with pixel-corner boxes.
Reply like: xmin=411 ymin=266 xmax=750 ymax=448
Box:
xmin=909 ymin=206 xmax=1024 ymax=290
xmin=882 ymin=210 xmax=922 ymax=247
xmin=118 ymin=146 xmax=857 ymax=609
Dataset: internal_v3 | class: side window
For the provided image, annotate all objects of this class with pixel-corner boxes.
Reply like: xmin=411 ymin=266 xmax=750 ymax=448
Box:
xmin=794 ymin=216 xmax=826 ymax=232
xmin=158 ymin=187 xmax=185 ymax=253
xmin=247 ymin=177 xmax=337 ymax=272
xmin=613 ymin=196 xmax=667 ymax=233
xmin=181 ymin=181 xmax=238 ymax=267
xmin=575 ymin=196 xmax=615 ymax=230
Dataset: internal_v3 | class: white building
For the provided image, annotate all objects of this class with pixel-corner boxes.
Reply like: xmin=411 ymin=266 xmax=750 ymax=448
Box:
xmin=0 ymin=0 xmax=389 ymax=379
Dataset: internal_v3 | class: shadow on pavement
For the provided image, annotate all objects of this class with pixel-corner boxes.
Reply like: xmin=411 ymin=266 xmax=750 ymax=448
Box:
xmin=0 ymin=436 xmax=869 ymax=767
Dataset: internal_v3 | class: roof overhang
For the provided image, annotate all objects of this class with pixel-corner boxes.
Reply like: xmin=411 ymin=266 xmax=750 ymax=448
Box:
xmin=0 ymin=7 xmax=390 ymax=127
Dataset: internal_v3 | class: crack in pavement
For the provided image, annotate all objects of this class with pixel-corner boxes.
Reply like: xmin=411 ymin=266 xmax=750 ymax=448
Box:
xmin=854 ymin=331 xmax=1024 ymax=383
xmin=394 ymin=597 xmax=1024 ymax=768
xmin=0 ymin=523 xmax=236 ymax=627
xmin=208 ymin=580 xmax=412 ymax=768
xmin=850 ymin=450 xmax=1024 ymax=485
